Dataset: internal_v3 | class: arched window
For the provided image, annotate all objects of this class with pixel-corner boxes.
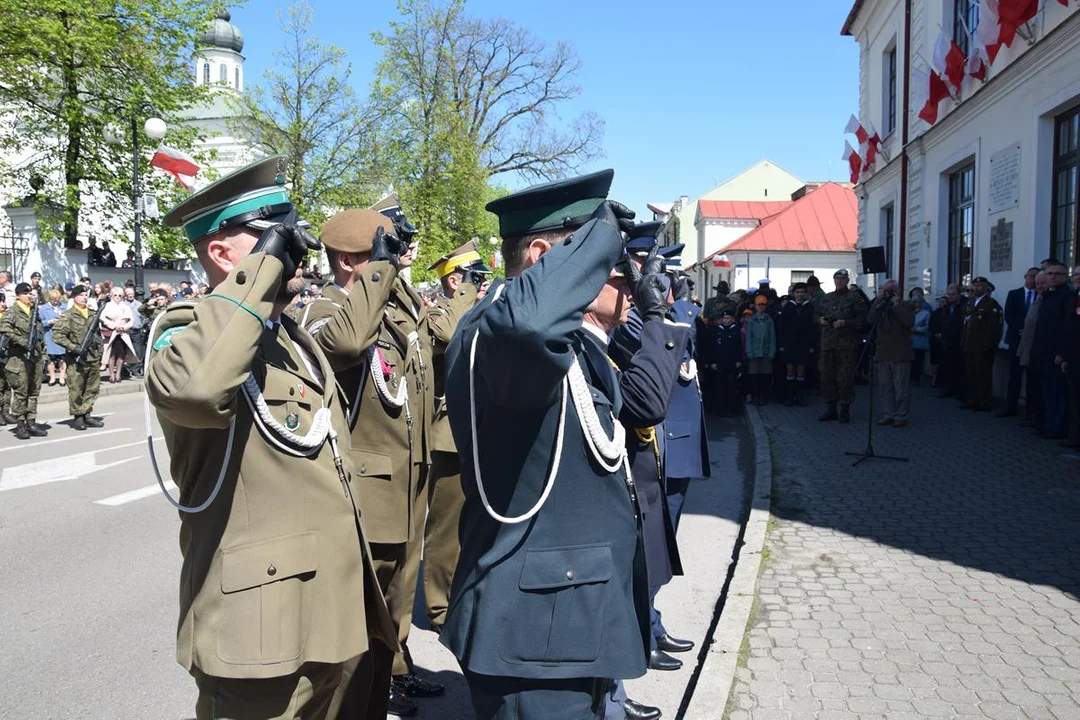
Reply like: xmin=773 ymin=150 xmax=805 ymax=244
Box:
xmin=235 ymin=67 xmax=240 ymax=90
xmin=202 ymin=63 xmax=210 ymax=84
xmin=219 ymin=63 xmax=227 ymax=84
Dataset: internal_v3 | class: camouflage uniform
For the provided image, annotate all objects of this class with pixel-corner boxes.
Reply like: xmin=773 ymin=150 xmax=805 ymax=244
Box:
xmin=0 ymin=303 xmax=46 ymax=423
xmin=815 ymin=288 xmax=869 ymax=406
xmin=52 ymin=306 xmax=103 ymax=417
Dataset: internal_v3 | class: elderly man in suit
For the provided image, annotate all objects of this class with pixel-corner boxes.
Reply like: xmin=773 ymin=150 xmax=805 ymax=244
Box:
xmin=999 ymin=267 xmax=1039 ymax=417
xmin=441 ymin=170 xmax=688 ymax=720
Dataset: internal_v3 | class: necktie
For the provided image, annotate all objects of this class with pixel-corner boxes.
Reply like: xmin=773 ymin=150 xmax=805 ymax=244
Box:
xmin=1026 ymin=289 xmax=1033 ymax=310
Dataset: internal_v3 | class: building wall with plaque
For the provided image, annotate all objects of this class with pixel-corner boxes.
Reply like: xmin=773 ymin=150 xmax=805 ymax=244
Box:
xmin=845 ymin=0 xmax=1080 ymax=305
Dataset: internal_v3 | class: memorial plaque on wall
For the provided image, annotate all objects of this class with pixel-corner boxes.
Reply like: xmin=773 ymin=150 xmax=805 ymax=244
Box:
xmin=989 ymin=217 xmax=1013 ymax=273
xmin=988 ymin=144 xmax=1021 ymax=214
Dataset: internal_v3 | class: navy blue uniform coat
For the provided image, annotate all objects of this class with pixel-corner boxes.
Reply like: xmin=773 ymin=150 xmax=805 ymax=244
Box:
xmin=664 ymin=300 xmax=712 ymax=482
xmin=441 ymin=220 xmax=687 ymax=682
xmin=1003 ymin=287 xmax=1029 ymax=351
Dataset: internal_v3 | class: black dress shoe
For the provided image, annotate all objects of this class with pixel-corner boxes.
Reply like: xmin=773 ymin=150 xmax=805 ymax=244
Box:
xmin=623 ymin=698 xmax=662 ymax=720
xmin=648 ymin=648 xmax=682 ymax=671
xmin=392 ymin=673 xmax=445 ymax=698
xmin=387 ymin=688 xmax=418 ymax=717
xmin=656 ymin=632 xmax=695 ymax=653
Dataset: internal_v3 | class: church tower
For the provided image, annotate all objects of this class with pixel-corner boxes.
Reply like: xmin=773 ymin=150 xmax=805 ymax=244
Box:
xmin=193 ymin=10 xmax=245 ymax=93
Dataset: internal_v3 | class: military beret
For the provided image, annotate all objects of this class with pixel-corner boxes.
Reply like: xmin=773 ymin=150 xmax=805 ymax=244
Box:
xmin=486 ymin=169 xmax=614 ymax=238
xmin=626 ymin=221 xmax=663 ymax=252
xmin=30 ymin=271 xmax=41 ymax=279
xmin=320 ymin=209 xmax=393 ymax=254
xmin=793 ymin=282 xmax=808 ymax=291
xmin=163 ymin=156 xmax=294 ymax=244
xmin=971 ymin=276 xmax=995 ymax=290
xmin=14 ymin=282 xmax=32 ymax=294
xmin=720 ymin=309 xmax=735 ymax=318
xmin=833 ymin=268 xmax=850 ymax=277
xmin=71 ymin=284 xmax=88 ymax=296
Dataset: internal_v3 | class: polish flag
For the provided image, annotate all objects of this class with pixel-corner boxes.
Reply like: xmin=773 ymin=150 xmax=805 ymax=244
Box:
xmin=976 ymin=0 xmax=1005 ymax=63
xmin=150 ymin=144 xmax=199 ymax=190
xmin=712 ymin=254 xmax=732 ymax=268
xmin=913 ymin=66 xmax=951 ymax=125
xmin=932 ymin=32 xmax=967 ymax=92
xmin=996 ymin=0 xmax=1039 ymax=46
xmin=843 ymin=141 xmax=862 ymax=184
xmin=967 ymin=47 xmax=989 ymax=82
xmin=844 ymin=114 xmax=869 ymax=145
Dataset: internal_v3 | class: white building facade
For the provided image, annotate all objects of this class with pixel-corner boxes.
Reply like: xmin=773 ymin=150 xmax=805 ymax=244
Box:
xmin=846 ymin=0 xmax=1080 ymax=297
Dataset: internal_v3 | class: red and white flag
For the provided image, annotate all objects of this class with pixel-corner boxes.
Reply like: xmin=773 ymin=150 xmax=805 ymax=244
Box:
xmin=976 ymin=0 xmax=1005 ymax=63
xmin=913 ymin=65 xmax=952 ymax=125
xmin=150 ymin=144 xmax=199 ymax=190
xmin=997 ymin=0 xmax=1039 ymax=46
xmin=932 ymin=32 xmax=967 ymax=92
xmin=843 ymin=141 xmax=862 ymax=184
xmin=712 ymin=254 xmax=732 ymax=268
xmin=844 ymin=114 xmax=869 ymax=145
xmin=967 ymin=46 xmax=989 ymax=82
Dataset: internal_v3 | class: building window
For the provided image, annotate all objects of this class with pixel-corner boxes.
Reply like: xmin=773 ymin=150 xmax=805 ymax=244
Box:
xmin=882 ymin=204 xmax=895 ymax=276
xmin=235 ymin=67 xmax=241 ymax=90
xmin=884 ymin=45 xmax=897 ymax=135
xmin=1052 ymin=106 xmax=1080 ymax=268
xmin=202 ymin=62 xmax=210 ymax=84
xmin=790 ymin=270 xmax=813 ymax=284
xmin=953 ymin=0 xmax=979 ymax=56
xmin=948 ymin=163 xmax=976 ymax=286
xmin=219 ymin=64 xmax=228 ymax=84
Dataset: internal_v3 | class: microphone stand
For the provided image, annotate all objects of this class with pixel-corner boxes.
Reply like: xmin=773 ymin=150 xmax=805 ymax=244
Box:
xmin=845 ymin=303 xmax=909 ymax=467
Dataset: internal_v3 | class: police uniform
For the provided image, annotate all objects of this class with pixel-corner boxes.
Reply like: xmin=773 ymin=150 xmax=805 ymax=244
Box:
xmin=420 ymin=243 xmax=488 ymax=633
xmin=298 ymin=205 xmax=437 ymax=714
xmin=442 ymin=171 xmax=686 ymax=719
xmin=50 ymin=285 xmax=105 ymax=430
xmin=0 ymin=282 xmax=47 ymax=439
xmin=146 ymin=157 xmax=396 ymax=720
xmin=815 ymin=269 xmax=868 ymax=421
xmin=961 ymin=278 xmax=1004 ymax=411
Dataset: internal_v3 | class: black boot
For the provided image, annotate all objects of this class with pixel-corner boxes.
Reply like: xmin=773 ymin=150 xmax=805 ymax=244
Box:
xmin=28 ymin=421 xmax=47 ymax=437
xmin=818 ymin=402 xmax=838 ymax=421
xmin=73 ymin=415 xmax=87 ymax=431
xmin=0 ymin=406 xmax=12 ymax=425
xmin=839 ymin=404 xmax=851 ymax=424
xmin=14 ymin=419 xmax=30 ymax=440
xmin=84 ymin=414 xmax=104 ymax=428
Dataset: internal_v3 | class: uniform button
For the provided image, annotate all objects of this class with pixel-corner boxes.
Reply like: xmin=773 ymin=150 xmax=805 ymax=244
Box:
xmin=236 ymin=271 xmax=247 ymax=285
xmin=289 ymin=387 xmax=295 ymax=396
xmin=360 ymin=465 xmax=367 ymax=474
xmin=566 ymin=570 xmax=574 ymax=580
xmin=665 ymin=341 xmax=675 ymax=349
xmin=267 ymin=563 xmax=277 ymax=577
xmin=372 ymin=272 xmax=381 ymax=282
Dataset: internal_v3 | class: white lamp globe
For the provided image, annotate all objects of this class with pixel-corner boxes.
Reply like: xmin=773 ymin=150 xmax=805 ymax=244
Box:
xmin=103 ymin=124 xmax=123 ymax=145
xmin=144 ymin=117 xmax=167 ymax=141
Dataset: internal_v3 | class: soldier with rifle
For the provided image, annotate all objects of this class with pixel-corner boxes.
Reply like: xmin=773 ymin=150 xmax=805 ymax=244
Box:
xmin=0 ymin=290 xmax=11 ymax=425
xmin=0 ymin=282 xmax=47 ymax=439
xmin=52 ymin=285 xmax=106 ymax=431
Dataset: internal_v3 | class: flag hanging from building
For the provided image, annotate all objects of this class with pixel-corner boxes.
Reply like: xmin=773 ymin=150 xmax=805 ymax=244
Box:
xmin=932 ymin=32 xmax=967 ymax=92
xmin=996 ymin=0 xmax=1039 ymax=46
xmin=842 ymin=141 xmax=862 ymax=184
xmin=150 ymin=145 xmax=200 ymax=191
xmin=967 ymin=46 xmax=989 ymax=81
xmin=913 ymin=65 xmax=951 ymax=125
xmin=712 ymin=254 xmax=732 ymax=268
xmin=844 ymin=114 xmax=869 ymax=144
xmin=976 ymin=0 xmax=1005 ymax=63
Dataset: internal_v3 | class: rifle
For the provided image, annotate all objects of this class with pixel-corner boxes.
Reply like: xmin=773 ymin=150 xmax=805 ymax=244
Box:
xmin=73 ymin=302 xmax=107 ymax=367
xmin=26 ymin=295 xmax=41 ymax=364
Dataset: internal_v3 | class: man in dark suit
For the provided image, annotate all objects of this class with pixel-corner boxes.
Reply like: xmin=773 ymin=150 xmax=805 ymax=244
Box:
xmin=441 ymin=171 xmax=688 ymax=720
xmin=936 ymin=283 xmax=967 ymax=398
xmin=999 ymin=267 xmax=1039 ymax=417
xmin=1033 ymin=263 xmax=1076 ymax=438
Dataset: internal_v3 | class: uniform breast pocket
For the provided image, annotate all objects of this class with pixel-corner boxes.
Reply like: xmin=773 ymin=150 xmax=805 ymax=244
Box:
xmin=261 ymin=374 xmax=313 ymax=433
xmin=499 ymin=544 xmax=612 ymax=665
xmin=217 ymin=532 xmax=318 ymax=665
xmin=666 ymin=420 xmax=691 ymax=441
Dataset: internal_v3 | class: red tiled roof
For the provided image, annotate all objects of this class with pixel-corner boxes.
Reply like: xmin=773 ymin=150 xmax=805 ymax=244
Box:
xmin=698 ymin=199 xmax=790 ymax=221
xmin=705 ymin=183 xmax=857 ymax=257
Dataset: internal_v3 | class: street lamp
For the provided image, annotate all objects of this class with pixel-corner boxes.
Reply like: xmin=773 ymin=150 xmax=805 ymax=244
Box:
xmin=106 ymin=108 xmax=166 ymax=296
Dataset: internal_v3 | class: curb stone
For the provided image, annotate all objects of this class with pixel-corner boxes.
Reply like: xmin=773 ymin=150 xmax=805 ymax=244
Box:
xmin=683 ymin=406 xmax=772 ymax=720
xmin=37 ymin=378 xmax=144 ymax=407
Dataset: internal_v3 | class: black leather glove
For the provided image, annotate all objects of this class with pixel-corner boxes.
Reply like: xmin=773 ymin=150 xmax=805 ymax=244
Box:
xmin=252 ymin=212 xmax=320 ymax=280
xmin=370 ymin=226 xmax=405 ymax=268
xmin=624 ymin=248 xmax=669 ymax=323
xmin=464 ymin=269 xmax=487 ymax=288
xmin=672 ymin=272 xmax=691 ymax=302
xmin=590 ymin=200 xmax=636 ymax=234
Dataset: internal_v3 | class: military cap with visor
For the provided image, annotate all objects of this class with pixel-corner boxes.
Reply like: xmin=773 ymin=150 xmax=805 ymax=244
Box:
xmin=485 ymin=169 xmax=614 ymax=239
xmin=428 ymin=240 xmax=491 ymax=279
xmin=625 ymin=221 xmax=663 ymax=253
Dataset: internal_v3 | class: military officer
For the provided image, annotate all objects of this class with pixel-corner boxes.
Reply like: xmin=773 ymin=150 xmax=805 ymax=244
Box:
xmin=299 ymin=201 xmax=439 ymax=718
xmin=145 ymin=156 xmax=396 ymax=720
xmin=442 ymin=170 xmax=689 ymax=719
xmin=815 ymin=269 xmax=869 ymax=423
xmin=0 ymin=281 xmax=47 ymax=439
xmin=961 ymin=276 xmax=1004 ymax=411
xmin=420 ymin=242 xmax=489 ymax=635
xmin=51 ymin=285 xmax=105 ymax=430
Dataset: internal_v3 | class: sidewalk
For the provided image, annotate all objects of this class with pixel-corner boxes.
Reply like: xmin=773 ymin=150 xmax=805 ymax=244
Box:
xmin=36 ymin=376 xmax=144 ymax=407
xmin=730 ymin=384 xmax=1080 ymax=719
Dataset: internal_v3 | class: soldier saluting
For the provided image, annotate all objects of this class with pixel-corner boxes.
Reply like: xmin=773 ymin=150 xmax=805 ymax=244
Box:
xmin=0 ymin=281 xmax=48 ymax=439
xmin=299 ymin=201 xmax=440 ymax=718
xmin=145 ymin=157 xmax=395 ymax=720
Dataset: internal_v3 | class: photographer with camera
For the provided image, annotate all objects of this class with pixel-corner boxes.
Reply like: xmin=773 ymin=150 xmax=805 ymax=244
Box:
xmin=867 ymin=278 xmax=916 ymax=427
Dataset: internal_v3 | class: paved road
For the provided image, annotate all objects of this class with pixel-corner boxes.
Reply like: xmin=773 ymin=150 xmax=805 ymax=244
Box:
xmin=730 ymin=385 xmax=1080 ymax=719
xmin=1 ymin=393 xmax=749 ymax=719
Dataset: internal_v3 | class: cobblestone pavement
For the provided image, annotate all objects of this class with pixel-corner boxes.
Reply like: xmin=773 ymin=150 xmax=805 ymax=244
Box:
xmin=729 ymin=384 xmax=1080 ymax=720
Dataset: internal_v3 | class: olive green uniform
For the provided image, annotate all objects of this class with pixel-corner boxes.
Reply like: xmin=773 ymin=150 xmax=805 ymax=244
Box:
xmin=962 ymin=294 xmax=1004 ymax=410
xmin=420 ymin=283 xmax=478 ymax=630
xmin=0 ymin=302 xmax=46 ymax=422
xmin=301 ymin=275 xmax=433 ymax=679
xmin=814 ymin=289 xmax=869 ymax=405
xmin=145 ymin=253 xmax=397 ymax=720
xmin=51 ymin=305 xmax=103 ymax=416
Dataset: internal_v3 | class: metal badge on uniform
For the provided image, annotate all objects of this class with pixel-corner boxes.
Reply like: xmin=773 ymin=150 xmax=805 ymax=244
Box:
xmin=297 ymin=382 xmax=306 ymax=399
xmin=285 ymin=412 xmax=300 ymax=430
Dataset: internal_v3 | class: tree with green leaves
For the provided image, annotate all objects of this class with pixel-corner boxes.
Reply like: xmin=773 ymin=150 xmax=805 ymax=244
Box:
xmin=228 ymin=0 xmax=375 ymax=227
xmin=0 ymin=0 xmax=223 ymax=251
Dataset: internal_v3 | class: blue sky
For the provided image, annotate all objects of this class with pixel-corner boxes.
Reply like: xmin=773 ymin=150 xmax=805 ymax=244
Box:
xmin=230 ymin=0 xmax=859 ymax=216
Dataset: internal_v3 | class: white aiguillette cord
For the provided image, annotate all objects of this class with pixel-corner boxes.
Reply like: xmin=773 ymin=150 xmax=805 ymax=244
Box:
xmin=469 ymin=285 xmax=628 ymax=525
xmin=143 ymin=311 xmax=337 ymax=514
